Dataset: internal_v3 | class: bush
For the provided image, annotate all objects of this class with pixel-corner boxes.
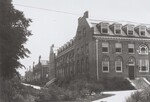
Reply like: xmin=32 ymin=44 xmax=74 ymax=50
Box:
xmin=126 ymin=87 xmax=150 ymax=102
xmin=102 ymin=77 xmax=135 ymax=91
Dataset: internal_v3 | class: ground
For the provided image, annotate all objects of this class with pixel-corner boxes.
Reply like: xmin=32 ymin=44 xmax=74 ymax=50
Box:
xmin=23 ymin=83 xmax=137 ymax=102
xmin=93 ymin=90 xmax=137 ymax=102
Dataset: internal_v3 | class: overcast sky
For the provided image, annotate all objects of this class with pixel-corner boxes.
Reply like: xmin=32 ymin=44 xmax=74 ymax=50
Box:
xmin=12 ymin=0 xmax=150 ymax=76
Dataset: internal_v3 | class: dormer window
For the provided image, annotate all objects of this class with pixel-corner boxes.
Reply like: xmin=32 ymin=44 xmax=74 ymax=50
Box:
xmin=127 ymin=25 xmax=134 ymax=35
xmin=101 ymin=23 xmax=109 ymax=34
xmin=115 ymin=24 xmax=121 ymax=34
xmin=140 ymin=26 xmax=146 ymax=36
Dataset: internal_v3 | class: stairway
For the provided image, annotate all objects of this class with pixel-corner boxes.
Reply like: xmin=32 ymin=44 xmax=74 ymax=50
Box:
xmin=127 ymin=77 xmax=150 ymax=90
xmin=45 ymin=78 xmax=56 ymax=87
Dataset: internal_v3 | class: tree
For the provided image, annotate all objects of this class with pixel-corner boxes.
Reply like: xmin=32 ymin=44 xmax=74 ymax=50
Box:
xmin=0 ymin=0 xmax=32 ymax=79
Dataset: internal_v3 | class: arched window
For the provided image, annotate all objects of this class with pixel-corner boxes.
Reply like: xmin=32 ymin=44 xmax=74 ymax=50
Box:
xmin=115 ymin=57 xmax=123 ymax=72
xmin=139 ymin=45 xmax=148 ymax=55
xmin=139 ymin=59 xmax=149 ymax=72
xmin=128 ymin=57 xmax=135 ymax=65
xmin=102 ymin=56 xmax=109 ymax=72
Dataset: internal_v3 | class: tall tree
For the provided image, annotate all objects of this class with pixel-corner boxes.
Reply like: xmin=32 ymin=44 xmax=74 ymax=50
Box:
xmin=0 ymin=0 xmax=32 ymax=79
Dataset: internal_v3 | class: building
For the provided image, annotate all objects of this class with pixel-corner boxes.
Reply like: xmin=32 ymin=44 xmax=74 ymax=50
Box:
xmin=25 ymin=68 xmax=34 ymax=82
xmin=24 ymin=56 xmax=49 ymax=84
xmin=49 ymin=45 xmax=56 ymax=80
xmin=52 ymin=11 xmax=150 ymax=80
xmin=33 ymin=56 xmax=49 ymax=83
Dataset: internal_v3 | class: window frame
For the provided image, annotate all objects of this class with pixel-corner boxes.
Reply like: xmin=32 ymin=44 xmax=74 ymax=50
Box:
xmin=102 ymin=42 xmax=109 ymax=53
xmin=127 ymin=25 xmax=134 ymax=35
xmin=115 ymin=25 xmax=122 ymax=35
xmin=115 ymin=43 xmax=122 ymax=54
xmin=102 ymin=60 xmax=109 ymax=72
xmin=140 ymin=26 xmax=146 ymax=36
xmin=139 ymin=45 xmax=149 ymax=55
xmin=115 ymin=59 xmax=122 ymax=72
xmin=101 ymin=23 xmax=109 ymax=34
xmin=139 ymin=59 xmax=149 ymax=72
xmin=128 ymin=44 xmax=134 ymax=54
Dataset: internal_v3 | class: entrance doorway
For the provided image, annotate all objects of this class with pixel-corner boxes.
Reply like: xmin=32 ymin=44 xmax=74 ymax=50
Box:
xmin=128 ymin=66 xmax=135 ymax=80
xmin=128 ymin=57 xmax=135 ymax=80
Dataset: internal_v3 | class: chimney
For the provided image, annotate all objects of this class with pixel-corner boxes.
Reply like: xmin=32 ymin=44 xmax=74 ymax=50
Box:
xmin=83 ymin=11 xmax=89 ymax=18
xmin=39 ymin=55 xmax=41 ymax=63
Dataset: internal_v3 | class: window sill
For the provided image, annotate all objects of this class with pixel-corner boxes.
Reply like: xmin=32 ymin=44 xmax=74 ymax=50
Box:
xmin=139 ymin=71 xmax=149 ymax=72
xmin=116 ymin=71 xmax=122 ymax=73
xmin=102 ymin=52 xmax=109 ymax=53
xmin=102 ymin=71 xmax=109 ymax=73
xmin=139 ymin=53 xmax=148 ymax=55
xmin=115 ymin=52 xmax=122 ymax=54
xmin=128 ymin=53 xmax=134 ymax=54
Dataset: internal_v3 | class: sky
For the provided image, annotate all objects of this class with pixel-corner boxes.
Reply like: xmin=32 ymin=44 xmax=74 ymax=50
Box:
xmin=12 ymin=0 xmax=150 ymax=76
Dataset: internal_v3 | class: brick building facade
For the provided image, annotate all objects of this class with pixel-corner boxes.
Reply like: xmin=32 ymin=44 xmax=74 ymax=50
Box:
xmin=52 ymin=11 xmax=150 ymax=80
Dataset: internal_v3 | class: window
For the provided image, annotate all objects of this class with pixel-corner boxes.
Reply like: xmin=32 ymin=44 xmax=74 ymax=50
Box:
xmin=101 ymin=23 xmax=109 ymax=34
xmin=81 ymin=46 xmax=84 ymax=55
xmin=115 ymin=43 xmax=122 ymax=53
xmin=102 ymin=42 xmax=109 ymax=53
xmin=85 ymin=44 xmax=89 ymax=55
xmin=127 ymin=26 xmax=134 ymax=35
xmin=115 ymin=25 xmax=121 ymax=34
xmin=139 ymin=45 xmax=148 ymax=55
xmin=76 ymin=48 xmax=79 ymax=57
xmin=128 ymin=57 xmax=135 ymax=65
xmin=128 ymin=44 xmax=134 ymax=54
xmin=139 ymin=59 xmax=149 ymax=72
xmin=83 ymin=28 xmax=86 ymax=37
xmin=140 ymin=26 xmax=146 ymax=36
xmin=115 ymin=58 xmax=122 ymax=72
xmin=102 ymin=57 xmax=109 ymax=72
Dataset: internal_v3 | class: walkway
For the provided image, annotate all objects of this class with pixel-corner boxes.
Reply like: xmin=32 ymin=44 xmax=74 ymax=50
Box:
xmin=92 ymin=90 xmax=137 ymax=102
xmin=22 ymin=83 xmax=41 ymax=90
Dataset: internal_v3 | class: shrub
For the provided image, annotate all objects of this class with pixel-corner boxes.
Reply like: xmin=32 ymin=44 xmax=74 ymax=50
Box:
xmin=126 ymin=87 xmax=150 ymax=102
xmin=102 ymin=77 xmax=135 ymax=91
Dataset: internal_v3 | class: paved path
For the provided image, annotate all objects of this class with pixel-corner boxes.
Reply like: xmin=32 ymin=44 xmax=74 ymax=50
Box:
xmin=22 ymin=83 xmax=41 ymax=90
xmin=92 ymin=90 xmax=137 ymax=102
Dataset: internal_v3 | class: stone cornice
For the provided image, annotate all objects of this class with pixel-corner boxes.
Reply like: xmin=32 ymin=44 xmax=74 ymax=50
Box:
xmin=56 ymin=46 xmax=74 ymax=58
xmin=93 ymin=35 xmax=150 ymax=41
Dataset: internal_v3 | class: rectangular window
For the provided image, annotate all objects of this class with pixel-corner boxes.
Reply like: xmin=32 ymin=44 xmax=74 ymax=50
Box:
xmin=115 ymin=43 xmax=122 ymax=53
xmin=85 ymin=44 xmax=89 ymax=55
xmin=83 ymin=28 xmax=86 ymax=37
xmin=140 ymin=27 xmax=146 ymax=36
xmin=116 ymin=29 xmax=121 ymax=34
xmin=102 ymin=28 xmax=108 ymax=34
xmin=115 ymin=25 xmax=121 ymax=34
xmin=76 ymin=48 xmax=79 ymax=57
xmin=102 ymin=42 xmax=109 ymax=53
xmin=101 ymin=23 xmax=109 ymax=34
xmin=128 ymin=30 xmax=133 ymax=35
xmin=128 ymin=26 xmax=134 ymax=35
xmin=128 ymin=44 xmax=134 ymax=54
xmin=139 ymin=59 xmax=149 ymax=72
xmin=102 ymin=61 xmax=109 ymax=72
xmin=115 ymin=60 xmax=122 ymax=72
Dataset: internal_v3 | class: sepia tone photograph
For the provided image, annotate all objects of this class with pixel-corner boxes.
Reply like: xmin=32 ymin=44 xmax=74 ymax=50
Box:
xmin=1 ymin=0 xmax=150 ymax=102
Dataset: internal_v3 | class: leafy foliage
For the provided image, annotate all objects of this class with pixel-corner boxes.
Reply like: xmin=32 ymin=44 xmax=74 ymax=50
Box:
xmin=0 ymin=76 xmax=37 ymax=102
xmin=126 ymin=87 xmax=150 ymax=102
xmin=0 ymin=0 xmax=32 ymax=79
xmin=101 ymin=77 xmax=135 ymax=91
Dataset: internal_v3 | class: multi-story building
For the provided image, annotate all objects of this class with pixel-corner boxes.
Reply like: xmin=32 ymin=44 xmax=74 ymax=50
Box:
xmin=52 ymin=11 xmax=150 ymax=80
xmin=33 ymin=57 xmax=49 ymax=83
xmin=55 ymin=38 xmax=75 ymax=78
